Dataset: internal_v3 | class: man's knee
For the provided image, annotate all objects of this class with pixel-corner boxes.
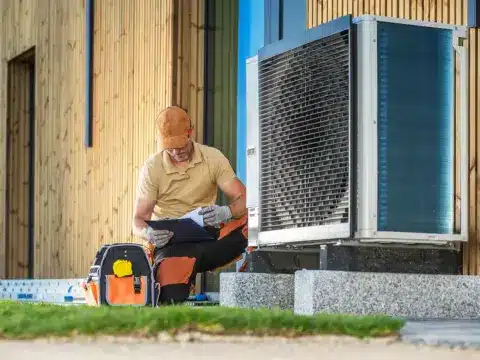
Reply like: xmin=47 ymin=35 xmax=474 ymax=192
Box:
xmin=201 ymin=215 xmax=248 ymax=272
xmin=154 ymin=255 xmax=197 ymax=304
xmin=219 ymin=214 xmax=248 ymax=240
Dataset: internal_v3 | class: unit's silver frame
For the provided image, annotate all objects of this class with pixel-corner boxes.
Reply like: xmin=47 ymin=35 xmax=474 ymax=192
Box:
xmin=246 ymin=15 xmax=469 ymax=249
xmin=245 ymin=53 xmax=352 ymax=248
xmin=245 ymin=55 xmax=261 ymax=247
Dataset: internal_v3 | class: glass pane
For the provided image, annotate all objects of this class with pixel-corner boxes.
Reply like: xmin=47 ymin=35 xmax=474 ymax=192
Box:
xmin=376 ymin=22 xmax=454 ymax=234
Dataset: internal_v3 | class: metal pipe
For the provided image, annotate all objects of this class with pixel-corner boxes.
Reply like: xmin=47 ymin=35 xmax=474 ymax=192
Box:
xmin=85 ymin=0 xmax=94 ymax=147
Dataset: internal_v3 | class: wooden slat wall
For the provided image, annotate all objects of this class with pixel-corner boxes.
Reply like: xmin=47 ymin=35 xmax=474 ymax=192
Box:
xmin=307 ymin=0 xmax=466 ymax=24
xmin=307 ymin=0 xmax=480 ymax=275
xmin=173 ymin=0 xmax=205 ymax=145
xmin=0 ymin=0 xmax=205 ymax=279
xmin=467 ymin=28 xmax=479 ymax=275
xmin=0 ymin=0 xmax=37 ymax=279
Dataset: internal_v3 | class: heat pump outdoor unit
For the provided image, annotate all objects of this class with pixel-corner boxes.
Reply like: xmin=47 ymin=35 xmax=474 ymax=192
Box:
xmin=246 ymin=15 xmax=469 ymax=249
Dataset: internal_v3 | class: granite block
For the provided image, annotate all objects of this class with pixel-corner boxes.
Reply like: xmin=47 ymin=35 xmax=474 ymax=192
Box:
xmin=294 ymin=270 xmax=480 ymax=319
xmin=219 ymin=272 xmax=295 ymax=310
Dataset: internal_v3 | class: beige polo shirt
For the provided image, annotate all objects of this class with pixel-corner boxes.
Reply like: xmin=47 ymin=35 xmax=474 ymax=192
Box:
xmin=136 ymin=141 xmax=237 ymax=219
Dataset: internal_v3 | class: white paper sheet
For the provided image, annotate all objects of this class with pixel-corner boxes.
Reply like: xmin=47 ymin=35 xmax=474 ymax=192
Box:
xmin=179 ymin=207 xmax=204 ymax=227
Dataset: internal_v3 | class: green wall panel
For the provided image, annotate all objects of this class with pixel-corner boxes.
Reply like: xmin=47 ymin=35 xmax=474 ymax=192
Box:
xmin=205 ymin=0 xmax=239 ymax=292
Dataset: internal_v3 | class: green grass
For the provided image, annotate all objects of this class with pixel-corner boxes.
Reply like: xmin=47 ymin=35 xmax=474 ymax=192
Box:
xmin=0 ymin=300 xmax=405 ymax=340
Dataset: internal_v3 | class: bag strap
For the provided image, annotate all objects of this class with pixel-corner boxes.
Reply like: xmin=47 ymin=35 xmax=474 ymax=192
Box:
xmin=133 ymin=276 xmax=142 ymax=294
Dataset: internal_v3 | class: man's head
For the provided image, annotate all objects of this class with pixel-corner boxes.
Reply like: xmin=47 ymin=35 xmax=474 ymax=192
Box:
xmin=156 ymin=106 xmax=194 ymax=162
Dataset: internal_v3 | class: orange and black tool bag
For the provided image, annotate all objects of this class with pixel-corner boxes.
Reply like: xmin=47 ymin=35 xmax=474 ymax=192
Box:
xmin=82 ymin=243 xmax=157 ymax=307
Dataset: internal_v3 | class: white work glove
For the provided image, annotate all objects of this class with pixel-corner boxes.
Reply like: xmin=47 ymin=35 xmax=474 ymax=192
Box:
xmin=143 ymin=227 xmax=173 ymax=248
xmin=199 ymin=205 xmax=232 ymax=227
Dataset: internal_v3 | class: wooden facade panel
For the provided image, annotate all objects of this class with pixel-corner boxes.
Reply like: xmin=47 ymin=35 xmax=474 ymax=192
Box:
xmin=0 ymin=0 xmax=206 ymax=279
xmin=73 ymin=0 xmax=178 ymax=277
xmin=307 ymin=0 xmax=480 ymax=275
xmin=0 ymin=0 xmax=38 ymax=279
xmin=465 ymin=28 xmax=480 ymax=274
xmin=173 ymin=0 xmax=205 ymax=145
xmin=1 ymin=0 xmax=36 ymax=59
xmin=307 ymin=0 xmax=466 ymax=25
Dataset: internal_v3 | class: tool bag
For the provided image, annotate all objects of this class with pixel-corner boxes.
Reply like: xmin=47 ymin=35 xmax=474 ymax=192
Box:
xmin=82 ymin=243 xmax=158 ymax=307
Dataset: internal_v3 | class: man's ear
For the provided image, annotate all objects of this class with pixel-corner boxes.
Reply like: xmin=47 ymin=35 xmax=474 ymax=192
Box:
xmin=189 ymin=125 xmax=196 ymax=141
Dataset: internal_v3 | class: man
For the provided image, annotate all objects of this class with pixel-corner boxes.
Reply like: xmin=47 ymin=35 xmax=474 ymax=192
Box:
xmin=132 ymin=105 xmax=248 ymax=304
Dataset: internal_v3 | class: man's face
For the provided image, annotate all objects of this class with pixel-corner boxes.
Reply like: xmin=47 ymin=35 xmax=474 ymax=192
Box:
xmin=165 ymin=139 xmax=193 ymax=162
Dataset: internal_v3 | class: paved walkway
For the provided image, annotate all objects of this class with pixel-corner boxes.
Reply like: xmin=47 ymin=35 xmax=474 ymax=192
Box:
xmin=1 ymin=336 xmax=479 ymax=360
xmin=2 ymin=319 xmax=480 ymax=358
xmin=401 ymin=320 xmax=480 ymax=348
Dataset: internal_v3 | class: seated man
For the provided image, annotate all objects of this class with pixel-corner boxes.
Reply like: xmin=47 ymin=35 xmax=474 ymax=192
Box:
xmin=131 ymin=105 xmax=248 ymax=304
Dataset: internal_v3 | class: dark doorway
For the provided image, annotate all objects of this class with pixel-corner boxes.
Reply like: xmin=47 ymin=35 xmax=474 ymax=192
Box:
xmin=5 ymin=48 xmax=35 ymax=279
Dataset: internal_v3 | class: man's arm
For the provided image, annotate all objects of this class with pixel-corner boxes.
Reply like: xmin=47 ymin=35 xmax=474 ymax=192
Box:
xmin=132 ymin=161 xmax=158 ymax=240
xmin=212 ymin=149 xmax=247 ymax=219
xmin=219 ymin=177 xmax=247 ymax=219
xmin=132 ymin=197 xmax=157 ymax=240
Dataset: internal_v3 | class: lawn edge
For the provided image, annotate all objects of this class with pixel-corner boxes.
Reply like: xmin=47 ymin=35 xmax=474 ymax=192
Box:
xmin=0 ymin=300 xmax=406 ymax=340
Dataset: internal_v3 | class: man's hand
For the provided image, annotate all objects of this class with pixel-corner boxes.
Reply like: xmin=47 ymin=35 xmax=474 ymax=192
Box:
xmin=144 ymin=227 xmax=174 ymax=248
xmin=199 ymin=205 xmax=232 ymax=227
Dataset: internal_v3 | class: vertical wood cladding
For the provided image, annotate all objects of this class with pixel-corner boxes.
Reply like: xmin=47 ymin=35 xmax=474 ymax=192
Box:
xmin=0 ymin=0 xmax=206 ymax=278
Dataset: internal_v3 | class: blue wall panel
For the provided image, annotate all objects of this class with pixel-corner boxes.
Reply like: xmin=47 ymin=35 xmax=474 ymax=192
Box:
xmin=468 ymin=0 xmax=479 ymax=28
xmin=236 ymin=0 xmax=264 ymax=183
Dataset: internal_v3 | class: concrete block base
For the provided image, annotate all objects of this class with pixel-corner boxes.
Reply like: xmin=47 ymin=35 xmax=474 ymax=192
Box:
xmin=219 ymin=272 xmax=294 ymax=310
xmin=294 ymin=270 xmax=480 ymax=320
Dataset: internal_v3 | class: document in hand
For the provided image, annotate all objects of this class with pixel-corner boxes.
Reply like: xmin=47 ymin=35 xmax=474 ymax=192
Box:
xmin=145 ymin=207 xmax=215 ymax=243
xmin=179 ymin=207 xmax=204 ymax=227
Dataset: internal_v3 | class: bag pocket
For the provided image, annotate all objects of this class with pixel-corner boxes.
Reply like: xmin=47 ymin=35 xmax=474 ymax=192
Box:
xmin=105 ymin=274 xmax=148 ymax=306
xmin=82 ymin=279 xmax=100 ymax=306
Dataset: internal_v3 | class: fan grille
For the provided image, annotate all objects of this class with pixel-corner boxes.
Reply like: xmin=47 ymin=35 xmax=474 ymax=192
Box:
xmin=258 ymin=30 xmax=351 ymax=233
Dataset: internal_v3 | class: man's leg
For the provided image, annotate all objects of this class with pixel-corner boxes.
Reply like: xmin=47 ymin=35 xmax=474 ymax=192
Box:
xmin=195 ymin=216 xmax=248 ymax=273
xmin=153 ymin=216 xmax=249 ymax=304
xmin=154 ymin=243 xmax=200 ymax=305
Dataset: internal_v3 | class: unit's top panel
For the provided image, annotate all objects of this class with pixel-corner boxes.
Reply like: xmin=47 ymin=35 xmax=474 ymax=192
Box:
xmin=352 ymin=14 xmax=467 ymax=35
xmin=258 ymin=15 xmax=352 ymax=61
xmin=258 ymin=13 xmax=467 ymax=62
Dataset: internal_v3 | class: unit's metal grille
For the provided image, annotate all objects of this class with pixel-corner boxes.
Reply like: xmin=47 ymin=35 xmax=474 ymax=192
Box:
xmin=258 ymin=30 xmax=351 ymax=232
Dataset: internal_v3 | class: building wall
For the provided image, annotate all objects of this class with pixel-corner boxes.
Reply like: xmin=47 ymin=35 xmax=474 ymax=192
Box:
xmin=307 ymin=0 xmax=480 ymax=275
xmin=174 ymin=0 xmax=205 ymax=142
xmin=0 ymin=0 xmax=206 ymax=279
